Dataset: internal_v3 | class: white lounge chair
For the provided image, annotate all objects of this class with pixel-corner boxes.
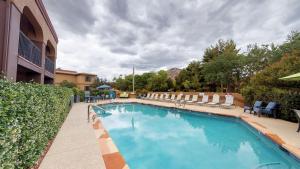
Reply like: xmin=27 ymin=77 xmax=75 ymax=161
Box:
xmin=159 ymin=93 xmax=164 ymax=100
xmin=174 ymin=94 xmax=183 ymax=105
xmin=207 ymin=94 xmax=220 ymax=106
xmin=164 ymin=93 xmax=170 ymax=101
xmin=149 ymin=93 xmax=155 ymax=100
xmin=142 ymin=93 xmax=150 ymax=99
xmin=187 ymin=95 xmax=198 ymax=104
xmin=221 ymin=95 xmax=234 ymax=108
xmin=154 ymin=93 xmax=159 ymax=100
xmin=166 ymin=94 xmax=175 ymax=101
xmin=180 ymin=95 xmax=190 ymax=103
xmin=197 ymin=95 xmax=209 ymax=105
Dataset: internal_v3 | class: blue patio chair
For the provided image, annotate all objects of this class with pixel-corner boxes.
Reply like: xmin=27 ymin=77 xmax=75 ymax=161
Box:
xmin=294 ymin=109 xmax=300 ymax=132
xmin=258 ymin=102 xmax=278 ymax=118
xmin=244 ymin=101 xmax=262 ymax=114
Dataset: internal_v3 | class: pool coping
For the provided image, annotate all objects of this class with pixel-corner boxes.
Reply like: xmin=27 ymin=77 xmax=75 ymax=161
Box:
xmin=91 ymin=100 xmax=300 ymax=168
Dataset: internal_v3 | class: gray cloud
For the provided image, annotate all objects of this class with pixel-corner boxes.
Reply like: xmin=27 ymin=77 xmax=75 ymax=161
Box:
xmin=43 ymin=0 xmax=96 ymax=34
xmin=43 ymin=0 xmax=300 ymax=80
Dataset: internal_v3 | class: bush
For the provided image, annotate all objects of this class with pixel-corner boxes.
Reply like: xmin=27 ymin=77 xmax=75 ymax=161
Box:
xmin=241 ymin=86 xmax=300 ymax=121
xmin=241 ymin=55 xmax=300 ymax=122
xmin=0 ymin=79 xmax=73 ymax=168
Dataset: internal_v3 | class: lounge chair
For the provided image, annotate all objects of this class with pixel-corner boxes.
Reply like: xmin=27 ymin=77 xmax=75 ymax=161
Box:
xmin=142 ymin=93 xmax=150 ymax=99
xmin=148 ymin=93 xmax=155 ymax=100
xmin=257 ymin=102 xmax=278 ymax=118
xmin=166 ymin=94 xmax=175 ymax=101
xmin=197 ymin=95 xmax=209 ymax=105
xmin=154 ymin=93 xmax=159 ymax=100
xmin=293 ymin=109 xmax=300 ymax=132
xmin=206 ymin=94 xmax=220 ymax=106
xmin=159 ymin=93 xmax=164 ymax=100
xmin=119 ymin=92 xmax=129 ymax=98
xmin=221 ymin=95 xmax=234 ymax=108
xmin=187 ymin=95 xmax=198 ymax=104
xmin=180 ymin=95 xmax=190 ymax=103
xmin=174 ymin=94 xmax=183 ymax=104
xmin=164 ymin=93 xmax=170 ymax=101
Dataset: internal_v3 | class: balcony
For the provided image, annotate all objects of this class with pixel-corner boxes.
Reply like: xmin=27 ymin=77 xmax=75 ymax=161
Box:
xmin=18 ymin=31 xmax=42 ymax=67
xmin=45 ymin=57 xmax=54 ymax=73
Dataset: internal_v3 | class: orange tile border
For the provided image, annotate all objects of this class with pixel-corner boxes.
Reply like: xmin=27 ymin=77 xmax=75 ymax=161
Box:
xmin=90 ymin=109 xmax=129 ymax=169
xmin=103 ymin=152 xmax=126 ymax=169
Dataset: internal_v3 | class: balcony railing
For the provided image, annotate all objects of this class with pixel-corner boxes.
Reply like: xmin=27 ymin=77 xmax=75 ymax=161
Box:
xmin=18 ymin=31 xmax=42 ymax=67
xmin=45 ymin=57 xmax=54 ymax=73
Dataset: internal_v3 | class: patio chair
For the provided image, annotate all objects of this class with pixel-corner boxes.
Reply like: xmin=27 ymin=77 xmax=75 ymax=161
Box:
xmin=159 ymin=93 xmax=165 ymax=100
xmin=257 ymin=102 xmax=278 ymax=118
xmin=166 ymin=94 xmax=175 ymax=101
xmin=154 ymin=93 xmax=159 ymax=100
xmin=173 ymin=94 xmax=183 ymax=104
xmin=142 ymin=93 xmax=150 ymax=99
xmin=197 ymin=95 xmax=209 ymax=105
xmin=180 ymin=95 xmax=190 ymax=103
xmin=293 ymin=109 xmax=300 ymax=132
xmin=187 ymin=95 xmax=198 ymax=104
xmin=148 ymin=93 xmax=155 ymax=100
xmin=221 ymin=95 xmax=234 ymax=108
xmin=244 ymin=101 xmax=263 ymax=114
xmin=206 ymin=94 xmax=220 ymax=106
xmin=164 ymin=93 xmax=170 ymax=101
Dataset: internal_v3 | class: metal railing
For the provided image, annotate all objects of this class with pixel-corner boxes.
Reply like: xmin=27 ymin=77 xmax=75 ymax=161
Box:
xmin=18 ymin=31 xmax=42 ymax=67
xmin=45 ymin=56 xmax=54 ymax=73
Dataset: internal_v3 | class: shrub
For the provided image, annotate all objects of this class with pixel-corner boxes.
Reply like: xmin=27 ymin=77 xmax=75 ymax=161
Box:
xmin=0 ymin=79 xmax=73 ymax=168
xmin=241 ymin=55 xmax=300 ymax=122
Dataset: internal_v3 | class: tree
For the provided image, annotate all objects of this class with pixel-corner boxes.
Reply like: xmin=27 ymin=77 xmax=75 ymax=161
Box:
xmin=175 ymin=61 xmax=203 ymax=91
xmin=147 ymin=70 xmax=170 ymax=91
xmin=59 ymin=80 xmax=76 ymax=88
xmin=203 ymin=39 xmax=238 ymax=63
xmin=202 ymin=40 xmax=242 ymax=92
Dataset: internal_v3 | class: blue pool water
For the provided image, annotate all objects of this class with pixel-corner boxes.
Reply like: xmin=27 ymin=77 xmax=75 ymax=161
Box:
xmin=96 ymin=103 xmax=300 ymax=169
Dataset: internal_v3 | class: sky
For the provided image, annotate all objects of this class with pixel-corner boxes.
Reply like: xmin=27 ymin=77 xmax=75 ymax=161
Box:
xmin=43 ymin=0 xmax=300 ymax=80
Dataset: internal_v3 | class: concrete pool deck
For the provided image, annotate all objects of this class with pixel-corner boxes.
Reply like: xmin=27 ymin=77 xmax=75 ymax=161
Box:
xmin=39 ymin=103 xmax=106 ymax=169
xmin=39 ymin=99 xmax=300 ymax=169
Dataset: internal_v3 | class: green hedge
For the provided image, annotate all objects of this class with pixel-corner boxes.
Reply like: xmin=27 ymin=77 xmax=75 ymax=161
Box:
xmin=241 ymin=55 xmax=300 ymax=122
xmin=241 ymin=86 xmax=300 ymax=121
xmin=0 ymin=79 xmax=73 ymax=169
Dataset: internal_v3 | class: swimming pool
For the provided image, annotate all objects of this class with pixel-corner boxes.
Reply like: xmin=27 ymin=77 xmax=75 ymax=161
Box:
xmin=95 ymin=103 xmax=300 ymax=169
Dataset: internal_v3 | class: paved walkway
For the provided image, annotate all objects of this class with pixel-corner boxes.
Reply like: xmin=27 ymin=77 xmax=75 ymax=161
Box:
xmin=39 ymin=103 xmax=106 ymax=169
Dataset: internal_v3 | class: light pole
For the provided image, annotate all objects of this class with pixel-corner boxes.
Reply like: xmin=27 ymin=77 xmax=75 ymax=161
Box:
xmin=132 ymin=65 xmax=135 ymax=94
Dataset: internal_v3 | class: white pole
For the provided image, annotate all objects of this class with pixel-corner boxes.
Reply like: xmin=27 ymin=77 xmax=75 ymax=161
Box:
xmin=133 ymin=65 xmax=135 ymax=94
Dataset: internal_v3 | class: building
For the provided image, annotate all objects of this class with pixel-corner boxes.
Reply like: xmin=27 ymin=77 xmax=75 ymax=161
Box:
xmin=54 ymin=68 xmax=97 ymax=91
xmin=0 ymin=0 xmax=57 ymax=84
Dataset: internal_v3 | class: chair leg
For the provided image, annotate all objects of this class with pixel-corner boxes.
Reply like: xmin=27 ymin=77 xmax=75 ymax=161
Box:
xmin=297 ymin=124 xmax=300 ymax=132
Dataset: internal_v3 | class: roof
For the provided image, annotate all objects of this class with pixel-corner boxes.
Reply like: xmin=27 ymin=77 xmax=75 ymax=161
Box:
xmin=55 ymin=68 xmax=97 ymax=76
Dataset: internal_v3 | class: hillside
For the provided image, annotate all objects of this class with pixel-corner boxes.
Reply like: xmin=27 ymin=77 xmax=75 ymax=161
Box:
xmin=167 ymin=68 xmax=181 ymax=80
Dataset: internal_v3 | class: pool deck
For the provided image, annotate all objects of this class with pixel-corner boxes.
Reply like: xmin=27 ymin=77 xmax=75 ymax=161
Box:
xmin=39 ymin=98 xmax=300 ymax=169
xmin=39 ymin=103 xmax=106 ymax=169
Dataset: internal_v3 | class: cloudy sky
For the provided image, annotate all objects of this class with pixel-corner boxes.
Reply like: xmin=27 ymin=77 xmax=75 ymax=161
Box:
xmin=43 ymin=0 xmax=300 ymax=80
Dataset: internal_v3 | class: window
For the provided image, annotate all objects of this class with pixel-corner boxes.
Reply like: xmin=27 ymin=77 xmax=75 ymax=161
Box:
xmin=85 ymin=76 xmax=92 ymax=82
xmin=84 ymin=86 xmax=90 ymax=91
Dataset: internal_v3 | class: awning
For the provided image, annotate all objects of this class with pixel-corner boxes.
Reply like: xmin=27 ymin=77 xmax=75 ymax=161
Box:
xmin=279 ymin=72 xmax=300 ymax=81
xmin=96 ymin=84 xmax=112 ymax=89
